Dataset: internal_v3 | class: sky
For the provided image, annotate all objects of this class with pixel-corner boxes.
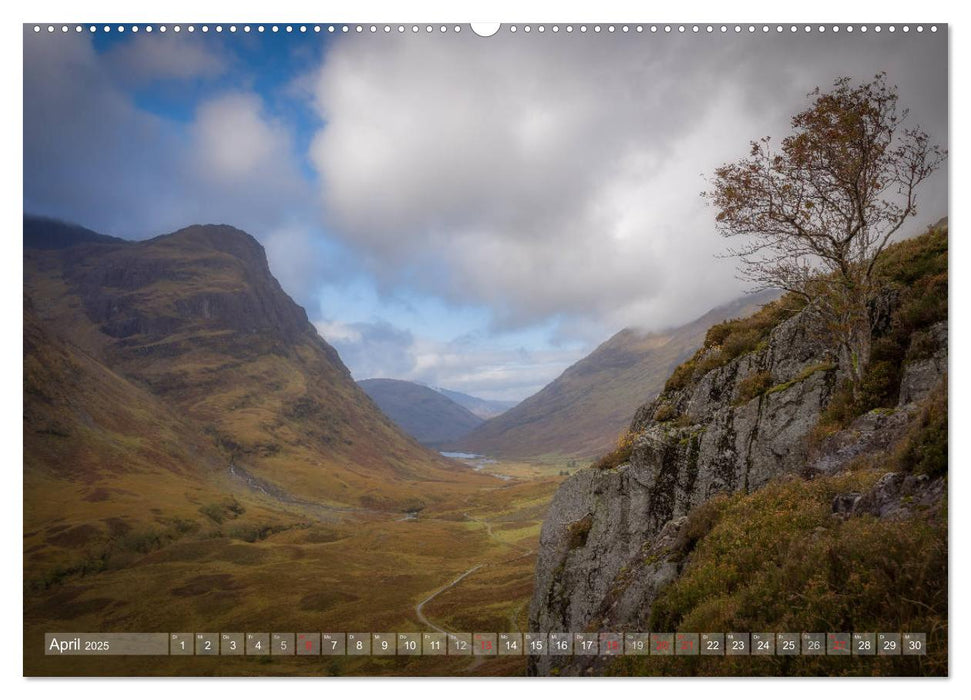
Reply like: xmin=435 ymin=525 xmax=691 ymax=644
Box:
xmin=22 ymin=24 xmax=948 ymax=401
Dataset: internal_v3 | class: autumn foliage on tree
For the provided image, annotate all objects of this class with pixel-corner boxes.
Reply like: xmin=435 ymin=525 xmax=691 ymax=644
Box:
xmin=705 ymin=74 xmax=946 ymax=394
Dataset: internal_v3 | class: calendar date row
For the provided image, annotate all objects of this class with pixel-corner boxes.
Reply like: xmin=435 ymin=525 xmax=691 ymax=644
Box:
xmin=46 ymin=632 xmax=926 ymax=657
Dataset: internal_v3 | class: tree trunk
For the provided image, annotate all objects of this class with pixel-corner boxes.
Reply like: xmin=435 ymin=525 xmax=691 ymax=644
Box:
xmin=841 ymin=323 xmax=872 ymax=403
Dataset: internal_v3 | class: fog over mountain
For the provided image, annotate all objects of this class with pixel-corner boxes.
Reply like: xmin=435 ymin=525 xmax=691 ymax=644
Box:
xmin=433 ymin=388 xmax=518 ymax=420
xmin=453 ymin=291 xmax=780 ymax=460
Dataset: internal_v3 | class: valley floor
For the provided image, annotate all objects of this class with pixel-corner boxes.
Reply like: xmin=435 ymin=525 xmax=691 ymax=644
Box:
xmin=24 ymin=458 xmax=568 ymax=677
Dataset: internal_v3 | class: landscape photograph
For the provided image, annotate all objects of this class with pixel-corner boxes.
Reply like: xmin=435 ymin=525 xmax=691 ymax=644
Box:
xmin=22 ymin=22 xmax=948 ymax=677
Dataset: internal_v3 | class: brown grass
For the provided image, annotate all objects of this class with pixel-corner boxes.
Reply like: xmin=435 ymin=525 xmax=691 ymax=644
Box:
xmin=591 ymin=429 xmax=640 ymax=470
xmin=664 ymin=293 xmax=806 ymax=393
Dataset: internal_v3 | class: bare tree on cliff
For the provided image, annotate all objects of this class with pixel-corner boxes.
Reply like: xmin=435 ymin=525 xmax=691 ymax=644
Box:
xmin=705 ymin=74 xmax=946 ymax=396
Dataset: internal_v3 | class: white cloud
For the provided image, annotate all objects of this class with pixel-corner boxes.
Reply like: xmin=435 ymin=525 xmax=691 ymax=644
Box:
xmin=303 ymin=33 xmax=759 ymax=339
xmin=104 ymin=33 xmax=229 ymax=84
xmin=313 ymin=319 xmax=363 ymax=343
xmin=305 ymin=31 xmax=948 ymax=342
xmin=316 ymin=317 xmax=584 ymax=402
xmin=191 ymin=93 xmax=285 ymax=183
xmin=24 ymin=32 xmax=316 ymax=277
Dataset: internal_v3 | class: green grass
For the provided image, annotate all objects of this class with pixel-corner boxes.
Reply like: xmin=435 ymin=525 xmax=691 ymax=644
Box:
xmin=652 ymin=402 xmax=680 ymax=422
xmin=764 ymin=362 xmax=836 ymax=397
xmin=567 ymin=515 xmax=594 ymax=549
xmin=199 ymin=498 xmax=245 ymax=524
xmin=896 ymin=381 xmax=947 ymax=478
xmin=623 ymin=466 xmax=948 ymax=675
xmin=812 ymin=221 xmax=947 ymax=441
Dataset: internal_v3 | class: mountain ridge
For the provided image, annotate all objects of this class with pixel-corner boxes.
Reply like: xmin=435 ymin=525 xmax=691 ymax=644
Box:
xmin=24 ymin=216 xmax=485 ymax=514
xmin=23 ymin=214 xmax=128 ymax=249
xmin=452 ymin=290 xmax=780 ymax=461
xmin=357 ymin=378 xmax=484 ymax=446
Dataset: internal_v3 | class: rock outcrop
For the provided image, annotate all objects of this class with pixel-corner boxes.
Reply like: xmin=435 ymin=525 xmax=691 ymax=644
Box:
xmin=898 ymin=321 xmax=948 ymax=406
xmin=527 ymin=297 xmax=947 ymax=676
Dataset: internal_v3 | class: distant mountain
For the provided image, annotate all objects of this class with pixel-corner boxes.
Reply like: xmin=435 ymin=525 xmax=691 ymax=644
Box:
xmin=433 ymin=387 xmax=518 ymax=419
xmin=452 ymin=290 xmax=781 ymax=461
xmin=358 ymin=378 xmax=484 ymax=446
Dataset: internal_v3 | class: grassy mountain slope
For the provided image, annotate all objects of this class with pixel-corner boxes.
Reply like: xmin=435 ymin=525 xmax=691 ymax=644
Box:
xmin=454 ymin=291 xmax=779 ymax=461
xmin=23 ymin=217 xmax=485 ymax=511
xmin=614 ymin=460 xmax=947 ymax=676
xmin=358 ymin=378 xmax=484 ymax=446
xmin=23 ymin=301 xmax=296 ymax=590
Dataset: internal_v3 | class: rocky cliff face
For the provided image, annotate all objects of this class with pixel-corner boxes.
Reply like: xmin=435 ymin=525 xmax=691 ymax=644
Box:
xmin=527 ymin=299 xmax=947 ymax=676
xmin=61 ymin=224 xmax=325 ymax=351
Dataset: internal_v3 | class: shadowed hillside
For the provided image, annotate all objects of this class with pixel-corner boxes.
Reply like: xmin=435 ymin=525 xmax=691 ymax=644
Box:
xmin=358 ymin=378 xmax=484 ymax=446
xmin=453 ymin=291 xmax=779 ymax=461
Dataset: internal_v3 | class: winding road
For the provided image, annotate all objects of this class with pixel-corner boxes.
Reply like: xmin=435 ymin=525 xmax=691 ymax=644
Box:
xmin=412 ymin=512 xmax=537 ymax=671
xmin=415 ymin=564 xmax=484 ymax=634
